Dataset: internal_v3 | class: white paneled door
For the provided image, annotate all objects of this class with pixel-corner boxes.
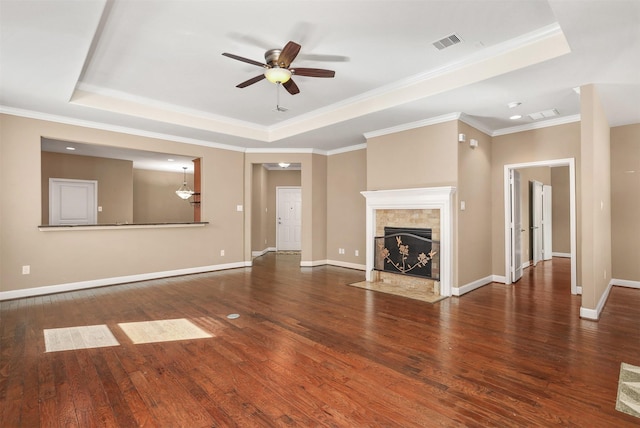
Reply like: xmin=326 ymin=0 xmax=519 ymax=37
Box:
xmin=276 ymin=187 xmax=301 ymax=251
xmin=49 ymin=178 xmax=97 ymax=225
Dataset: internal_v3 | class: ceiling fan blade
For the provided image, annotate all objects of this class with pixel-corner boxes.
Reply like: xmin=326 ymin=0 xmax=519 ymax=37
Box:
xmin=283 ymin=79 xmax=300 ymax=95
xmin=236 ymin=74 xmax=266 ymax=88
xmin=222 ymin=52 xmax=266 ymax=68
xmin=291 ymin=68 xmax=335 ymax=78
xmin=277 ymin=41 xmax=301 ymax=68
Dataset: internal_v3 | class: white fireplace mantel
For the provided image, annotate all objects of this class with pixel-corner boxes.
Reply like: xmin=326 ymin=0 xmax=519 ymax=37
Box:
xmin=361 ymin=187 xmax=456 ymax=297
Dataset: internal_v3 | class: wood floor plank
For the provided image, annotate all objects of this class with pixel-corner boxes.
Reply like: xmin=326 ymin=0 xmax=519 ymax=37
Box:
xmin=0 ymin=255 xmax=638 ymax=426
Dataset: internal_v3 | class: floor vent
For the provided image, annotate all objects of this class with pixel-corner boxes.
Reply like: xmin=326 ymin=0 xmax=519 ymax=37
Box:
xmin=433 ymin=33 xmax=462 ymax=50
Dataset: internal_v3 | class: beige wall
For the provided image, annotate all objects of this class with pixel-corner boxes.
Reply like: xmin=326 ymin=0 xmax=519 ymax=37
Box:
xmin=251 ymin=164 xmax=268 ymax=252
xmin=491 ymin=122 xmax=581 ymax=282
xmin=41 ymin=151 xmax=134 ymax=225
xmin=611 ymin=124 xmax=640 ymax=281
xmin=311 ymin=155 xmax=328 ymax=260
xmin=551 ymin=166 xmax=571 ymax=254
xmin=327 ymin=149 xmax=367 ymax=264
xmin=266 ymin=169 xmax=302 ymax=248
xmin=580 ymin=84 xmax=612 ymax=311
xmin=0 ymin=114 xmax=245 ymax=293
xmin=366 ymin=121 xmax=458 ymax=190
xmin=456 ymin=121 xmax=492 ymax=285
xmin=133 ymin=169 xmax=194 ymax=223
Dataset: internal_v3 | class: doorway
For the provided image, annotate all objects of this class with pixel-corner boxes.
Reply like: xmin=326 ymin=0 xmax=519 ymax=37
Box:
xmin=276 ymin=187 xmax=302 ymax=251
xmin=504 ymin=159 xmax=578 ymax=294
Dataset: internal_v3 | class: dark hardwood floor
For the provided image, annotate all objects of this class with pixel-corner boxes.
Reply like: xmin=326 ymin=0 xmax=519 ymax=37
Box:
xmin=1 ymin=254 xmax=639 ymax=427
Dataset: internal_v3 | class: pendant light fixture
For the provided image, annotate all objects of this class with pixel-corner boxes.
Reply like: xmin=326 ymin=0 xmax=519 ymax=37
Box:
xmin=175 ymin=166 xmax=194 ymax=199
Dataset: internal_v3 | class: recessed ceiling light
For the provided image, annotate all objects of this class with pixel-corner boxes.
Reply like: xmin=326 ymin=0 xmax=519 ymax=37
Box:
xmin=278 ymin=162 xmax=290 ymax=168
xmin=65 ymin=146 xmax=76 ymax=151
xmin=507 ymin=101 xmax=521 ymax=109
xmin=167 ymin=158 xmax=175 ymax=162
xmin=509 ymin=114 xmax=523 ymax=120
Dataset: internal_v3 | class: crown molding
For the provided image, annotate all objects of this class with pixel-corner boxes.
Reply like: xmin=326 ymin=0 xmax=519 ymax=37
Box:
xmin=363 ymin=113 xmax=462 ymax=139
xmin=0 ymin=105 xmax=248 ymax=152
xmin=326 ymin=143 xmax=367 ymax=156
xmin=492 ymin=114 xmax=581 ymax=136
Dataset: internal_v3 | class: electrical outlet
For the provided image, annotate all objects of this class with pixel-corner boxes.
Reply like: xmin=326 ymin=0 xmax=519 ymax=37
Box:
xmin=22 ymin=265 xmax=30 ymax=275
xmin=220 ymin=250 xmax=225 ymax=256
xmin=355 ymin=250 xmax=359 ymax=256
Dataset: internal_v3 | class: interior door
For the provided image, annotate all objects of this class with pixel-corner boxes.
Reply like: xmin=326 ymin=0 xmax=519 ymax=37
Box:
xmin=49 ymin=178 xmax=98 ymax=225
xmin=531 ymin=180 xmax=544 ymax=266
xmin=543 ymin=184 xmax=553 ymax=260
xmin=510 ymin=170 xmax=523 ymax=282
xmin=276 ymin=187 xmax=301 ymax=251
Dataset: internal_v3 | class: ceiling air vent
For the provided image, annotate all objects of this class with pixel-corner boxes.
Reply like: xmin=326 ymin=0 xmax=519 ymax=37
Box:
xmin=433 ymin=33 xmax=462 ymax=50
xmin=528 ymin=108 xmax=560 ymax=121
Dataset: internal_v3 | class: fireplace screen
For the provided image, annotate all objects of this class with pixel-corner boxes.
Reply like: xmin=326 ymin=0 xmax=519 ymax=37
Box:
xmin=374 ymin=227 xmax=440 ymax=280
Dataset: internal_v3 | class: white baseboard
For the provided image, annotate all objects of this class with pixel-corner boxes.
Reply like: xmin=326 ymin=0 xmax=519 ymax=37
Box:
xmin=611 ymin=278 xmax=640 ymax=289
xmin=580 ymin=281 xmax=613 ymax=320
xmin=251 ymin=247 xmax=276 ymax=257
xmin=452 ymin=275 xmax=494 ymax=296
xmin=492 ymin=274 xmax=507 ymax=284
xmin=552 ymin=252 xmax=571 ymax=258
xmin=300 ymin=259 xmax=328 ymax=267
xmin=326 ymin=260 xmax=366 ymax=271
xmin=0 ymin=262 xmax=248 ymax=301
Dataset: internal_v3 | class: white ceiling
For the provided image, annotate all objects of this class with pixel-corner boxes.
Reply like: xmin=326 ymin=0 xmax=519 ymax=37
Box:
xmin=1 ymin=0 xmax=639 ymax=153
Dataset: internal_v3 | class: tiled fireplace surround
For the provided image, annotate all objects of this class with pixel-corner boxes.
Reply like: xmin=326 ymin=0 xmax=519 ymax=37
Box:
xmin=361 ymin=187 xmax=455 ymax=297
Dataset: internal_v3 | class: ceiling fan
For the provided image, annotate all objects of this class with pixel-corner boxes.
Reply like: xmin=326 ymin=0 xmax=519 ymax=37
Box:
xmin=222 ymin=41 xmax=335 ymax=95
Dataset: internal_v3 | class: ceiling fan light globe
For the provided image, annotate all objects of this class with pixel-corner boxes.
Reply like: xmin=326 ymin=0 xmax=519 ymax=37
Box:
xmin=264 ymin=67 xmax=291 ymax=84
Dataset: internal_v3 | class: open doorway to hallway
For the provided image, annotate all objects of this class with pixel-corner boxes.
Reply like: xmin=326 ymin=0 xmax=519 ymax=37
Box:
xmin=504 ymin=158 xmax=578 ymax=294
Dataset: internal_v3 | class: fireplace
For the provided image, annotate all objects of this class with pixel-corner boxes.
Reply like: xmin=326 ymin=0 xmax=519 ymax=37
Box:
xmin=361 ymin=187 xmax=455 ymax=297
xmin=375 ymin=227 xmax=439 ymax=280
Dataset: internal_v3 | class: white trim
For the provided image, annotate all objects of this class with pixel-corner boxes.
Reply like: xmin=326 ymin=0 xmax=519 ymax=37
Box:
xmin=361 ymin=187 xmax=456 ymax=297
xmin=363 ymin=113 xmax=461 ymax=139
xmin=580 ymin=281 xmax=613 ymax=320
xmin=577 ymin=286 xmax=583 ymax=295
xmin=611 ymin=279 xmax=640 ymax=289
xmin=326 ymin=260 xmax=366 ymax=271
xmin=521 ymin=261 xmax=531 ymax=271
xmin=300 ymin=259 xmax=329 ymax=267
xmin=503 ymin=158 xmax=577 ymax=295
xmin=552 ymin=252 xmax=572 ymax=258
xmin=458 ymin=113 xmax=493 ymax=136
xmin=0 ymin=106 xmax=246 ymax=153
xmin=251 ymin=247 xmax=276 ymax=257
xmin=39 ymin=222 xmax=207 ymax=231
xmin=452 ymin=275 xmax=494 ymax=296
xmin=326 ymin=143 xmax=367 ymax=156
xmin=492 ymin=274 xmax=507 ymax=284
xmin=0 ymin=262 xmax=247 ymax=301
xmin=245 ymin=147 xmax=319 ymax=154
xmin=493 ymin=114 xmax=581 ymax=136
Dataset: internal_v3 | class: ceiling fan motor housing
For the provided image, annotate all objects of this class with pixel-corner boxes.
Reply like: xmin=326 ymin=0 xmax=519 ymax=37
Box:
xmin=265 ymin=49 xmax=282 ymax=67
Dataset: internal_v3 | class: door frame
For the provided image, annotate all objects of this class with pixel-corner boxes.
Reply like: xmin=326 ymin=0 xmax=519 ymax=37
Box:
xmin=503 ymin=158 xmax=578 ymax=294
